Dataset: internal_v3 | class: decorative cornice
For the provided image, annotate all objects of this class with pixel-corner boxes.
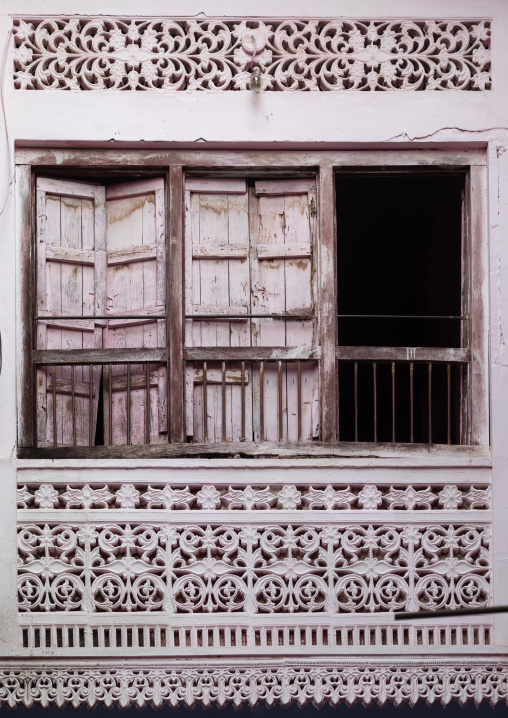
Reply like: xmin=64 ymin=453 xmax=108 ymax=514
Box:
xmin=13 ymin=17 xmax=492 ymax=92
xmin=1 ymin=660 xmax=508 ymax=707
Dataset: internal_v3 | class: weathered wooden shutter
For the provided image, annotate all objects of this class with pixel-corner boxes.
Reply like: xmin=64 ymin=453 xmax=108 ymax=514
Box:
xmin=36 ymin=178 xmax=106 ymax=446
xmin=251 ymin=179 xmax=319 ymax=441
xmin=104 ymin=179 xmax=167 ymax=445
xmin=185 ymin=178 xmax=251 ymax=442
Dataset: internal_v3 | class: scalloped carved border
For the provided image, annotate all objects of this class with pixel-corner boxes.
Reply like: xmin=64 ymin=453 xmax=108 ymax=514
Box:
xmin=13 ymin=18 xmax=492 ymax=91
xmin=1 ymin=660 xmax=507 ymax=707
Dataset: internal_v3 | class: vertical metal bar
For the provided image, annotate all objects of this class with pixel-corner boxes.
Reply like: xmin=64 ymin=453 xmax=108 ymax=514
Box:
xmin=354 ymin=361 xmax=358 ymax=442
xmin=391 ymin=362 xmax=396 ymax=443
xmin=108 ymin=364 xmax=113 ymax=446
xmin=297 ymin=361 xmax=302 ymax=442
xmin=203 ymin=361 xmax=208 ymax=443
xmin=447 ymin=363 xmax=451 ymax=444
xmin=221 ymin=362 xmax=226 ymax=443
xmin=241 ymin=361 xmax=246 ymax=441
xmin=278 ymin=360 xmax=283 ymax=442
xmin=52 ymin=365 xmax=57 ymax=447
xmin=428 ymin=362 xmax=432 ymax=444
xmin=126 ymin=364 xmax=131 ymax=446
xmin=145 ymin=363 xmax=150 ymax=445
xmin=260 ymin=361 xmax=264 ymax=441
xmin=373 ymin=362 xmax=377 ymax=442
xmin=89 ymin=364 xmax=93 ymax=446
xmin=410 ymin=362 xmax=414 ymax=444
xmin=71 ymin=365 xmax=76 ymax=447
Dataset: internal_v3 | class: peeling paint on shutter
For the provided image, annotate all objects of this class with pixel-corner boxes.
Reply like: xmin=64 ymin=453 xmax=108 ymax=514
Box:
xmin=36 ymin=178 xmax=106 ymax=447
xmin=104 ymin=178 xmax=167 ymax=445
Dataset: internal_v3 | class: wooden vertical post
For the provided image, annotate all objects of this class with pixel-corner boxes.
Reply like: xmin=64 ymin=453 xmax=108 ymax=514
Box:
xmin=318 ymin=166 xmax=337 ymax=441
xmin=469 ymin=164 xmax=489 ymax=446
xmin=16 ymin=164 xmax=34 ymax=448
xmin=169 ymin=165 xmax=184 ymax=443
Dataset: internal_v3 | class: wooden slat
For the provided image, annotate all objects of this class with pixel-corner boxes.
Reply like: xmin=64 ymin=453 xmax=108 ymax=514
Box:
xmin=36 ymin=177 xmax=96 ymax=198
xmin=257 ymin=243 xmax=311 ymax=259
xmin=318 ymin=166 xmax=337 ymax=441
xmin=192 ymin=243 xmax=247 ymax=259
xmin=105 ymin=177 xmax=164 ymax=200
xmin=39 ymin=317 xmax=96 ymax=332
xmin=336 ymin=346 xmax=471 ymax=362
xmin=185 ymin=346 xmax=320 ymax=361
xmin=47 ymin=377 xmax=91 ymax=397
xmin=107 ymin=244 xmax=157 ymax=265
xmin=185 ymin=178 xmax=247 ymax=194
xmin=107 ymin=305 xmax=165 ymax=328
xmin=33 ymin=348 xmax=168 ymax=364
xmin=193 ymin=368 xmax=250 ymax=385
xmin=169 ymin=166 xmax=184 ymax=442
xmin=255 ymin=179 xmax=316 ymax=196
xmin=45 ymin=246 xmax=95 ymax=265
xmin=17 ymin=165 xmax=34 ymax=448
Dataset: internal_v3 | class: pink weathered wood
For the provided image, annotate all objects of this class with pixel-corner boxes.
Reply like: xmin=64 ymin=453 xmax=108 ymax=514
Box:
xmin=185 ymin=179 xmax=251 ymax=442
xmin=35 ymin=178 xmax=104 ymax=447
xmin=251 ymin=180 xmax=318 ymax=441
xmin=104 ymin=178 xmax=167 ymax=446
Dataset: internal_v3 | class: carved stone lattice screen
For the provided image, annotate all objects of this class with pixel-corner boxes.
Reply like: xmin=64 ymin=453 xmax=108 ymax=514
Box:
xmin=13 ymin=17 xmax=491 ymax=91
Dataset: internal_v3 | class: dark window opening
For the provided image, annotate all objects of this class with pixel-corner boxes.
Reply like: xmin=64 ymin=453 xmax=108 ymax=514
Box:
xmin=336 ymin=173 xmax=464 ymax=348
xmin=336 ymin=173 xmax=465 ymax=445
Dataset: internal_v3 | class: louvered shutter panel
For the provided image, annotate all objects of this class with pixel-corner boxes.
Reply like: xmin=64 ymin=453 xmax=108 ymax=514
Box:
xmin=185 ymin=178 xmax=251 ymax=442
xmin=104 ymin=179 xmax=167 ymax=445
xmin=36 ymin=178 xmax=106 ymax=446
xmin=252 ymin=179 xmax=319 ymax=441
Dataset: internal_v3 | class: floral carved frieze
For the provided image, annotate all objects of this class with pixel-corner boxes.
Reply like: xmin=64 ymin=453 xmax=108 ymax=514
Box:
xmin=17 ymin=522 xmax=491 ymax=614
xmin=1 ymin=662 xmax=508 ymax=708
xmin=13 ymin=18 xmax=491 ymax=91
xmin=17 ymin=483 xmax=491 ymax=510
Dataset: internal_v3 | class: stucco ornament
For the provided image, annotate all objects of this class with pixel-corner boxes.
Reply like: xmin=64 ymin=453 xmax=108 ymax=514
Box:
xmin=16 ymin=522 xmax=490 ymax=614
xmin=13 ymin=18 xmax=491 ymax=91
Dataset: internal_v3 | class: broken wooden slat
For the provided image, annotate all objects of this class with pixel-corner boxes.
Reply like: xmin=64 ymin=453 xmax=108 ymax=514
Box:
xmin=257 ymin=243 xmax=311 ymax=259
xmin=105 ymin=177 xmax=165 ymax=200
xmin=190 ymin=305 xmax=248 ymax=321
xmin=255 ymin=179 xmax=316 ymax=196
xmin=193 ymin=368 xmax=250 ymax=384
xmin=192 ymin=243 xmax=248 ymax=259
xmin=107 ymin=244 xmax=157 ymax=265
xmin=185 ymin=178 xmax=247 ymax=194
xmin=39 ymin=318 xmax=96 ymax=332
xmin=107 ymin=305 xmax=166 ymax=328
xmin=45 ymin=245 xmax=95 ymax=265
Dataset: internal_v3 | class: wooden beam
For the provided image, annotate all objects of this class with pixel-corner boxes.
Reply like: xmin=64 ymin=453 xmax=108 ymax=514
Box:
xmin=318 ymin=166 xmax=337 ymax=441
xmin=16 ymin=149 xmax=487 ymax=168
xmin=17 ymin=165 xmax=34 ymax=448
xmin=33 ymin=348 xmax=168 ymax=364
xmin=169 ymin=165 xmax=185 ymax=443
xmin=336 ymin=346 xmax=470 ymax=363
xmin=184 ymin=346 xmax=321 ymax=361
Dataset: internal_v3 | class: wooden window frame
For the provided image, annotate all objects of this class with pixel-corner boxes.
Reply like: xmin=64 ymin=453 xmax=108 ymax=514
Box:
xmin=15 ymin=149 xmax=489 ymax=458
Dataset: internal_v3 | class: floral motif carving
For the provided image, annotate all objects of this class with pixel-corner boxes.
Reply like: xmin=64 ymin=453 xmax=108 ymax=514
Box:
xmin=1 ymin=662 xmax=508 ymax=708
xmin=17 ymin=483 xmax=492 ymax=510
xmin=13 ymin=18 xmax=491 ymax=92
xmin=17 ymin=522 xmax=491 ymax=614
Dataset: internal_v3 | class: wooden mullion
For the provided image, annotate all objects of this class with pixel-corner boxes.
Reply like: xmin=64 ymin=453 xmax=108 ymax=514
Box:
xmin=169 ymin=165 xmax=185 ymax=443
xmin=318 ymin=166 xmax=337 ymax=441
xmin=17 ymin=165 xmax=34 ymax=448
xmin=336 ymin=346 xmax=471 ymax=363
xmin=33 ymin=348 xmax=168 ymax=364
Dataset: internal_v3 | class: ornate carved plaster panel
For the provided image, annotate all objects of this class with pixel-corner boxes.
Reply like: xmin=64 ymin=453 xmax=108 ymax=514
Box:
xmin=1 ymin=661 xmax=508 ymax=708
xmin=13 ymin=18 xmax=491 ymax=91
